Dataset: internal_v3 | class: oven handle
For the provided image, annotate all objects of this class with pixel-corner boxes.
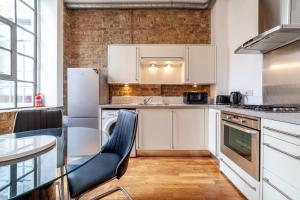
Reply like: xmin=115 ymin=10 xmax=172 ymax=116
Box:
xmin=222 ymin=121 xmax=259 ymax=135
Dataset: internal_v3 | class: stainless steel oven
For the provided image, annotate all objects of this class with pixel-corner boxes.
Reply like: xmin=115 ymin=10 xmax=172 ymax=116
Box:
xmin=221 ymin=112 xmax=261 ymax=180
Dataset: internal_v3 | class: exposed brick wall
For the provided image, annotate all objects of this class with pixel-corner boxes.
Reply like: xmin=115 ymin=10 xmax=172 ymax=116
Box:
xmin=64 ymin=7 xmax=211 ymax=107
xmin=69 ymin=9 xmax=132 ymax=68
xmin=110 ymin=84 xmax=210 ymax=97
xmin=65 ymin=8 xmax=210 ymax=68
xmin=132 ymin=9 xmax=210 ymax=44
xmin=0 ymin=112 xmax=16 ymax=135
xmin=161 ymin=85 xmax=210 ymax=96
xmin=110 ymin=84 xmax=161 ymax=97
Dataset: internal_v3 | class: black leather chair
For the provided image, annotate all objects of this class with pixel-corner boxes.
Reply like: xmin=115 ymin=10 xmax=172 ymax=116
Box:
xmin=13 ymin=109 xmax=63 ymax=133
xmin=67 ymin=110 xmax=138 ymax=200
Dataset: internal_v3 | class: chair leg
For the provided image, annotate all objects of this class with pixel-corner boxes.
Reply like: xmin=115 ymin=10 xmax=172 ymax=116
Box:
xmin=90 ymin=186 xmax=133 ymax=200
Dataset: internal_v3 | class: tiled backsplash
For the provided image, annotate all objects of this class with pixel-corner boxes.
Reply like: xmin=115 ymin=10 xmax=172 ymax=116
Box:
xmin=109 ymin=84 xmax=211 ymax=97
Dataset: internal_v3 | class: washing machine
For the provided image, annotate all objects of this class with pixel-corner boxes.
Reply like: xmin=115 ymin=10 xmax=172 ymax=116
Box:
xmin=101 ymin=109 xmax=136 ymax=157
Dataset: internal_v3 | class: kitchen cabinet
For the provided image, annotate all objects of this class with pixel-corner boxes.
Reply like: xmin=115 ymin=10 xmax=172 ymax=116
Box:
xmin=185 ymin=45 xmax=216 ymax=84
xmin=108 ymin=45 xmax=139 ymax=84
xmin=207 ymin=109 xmax=221 ymax=157
xmin=108 ymin=44 xmax=216 ymax=84
xmin=137 ymin=108 xmax=206 ymax=151
xmin=172 ymin=109 xmax=206 ymax=150
xmin=137 ymin=109 xmax=172 ymax=150
xmin=139 ymin=45 xmax=185 ymax=58
xmin=261 ymin=119 xmax=300 ymax=200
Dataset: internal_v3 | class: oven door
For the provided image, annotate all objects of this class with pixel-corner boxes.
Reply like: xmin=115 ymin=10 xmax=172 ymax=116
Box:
xmin=221 ymin=120 xmax=260 ymax=180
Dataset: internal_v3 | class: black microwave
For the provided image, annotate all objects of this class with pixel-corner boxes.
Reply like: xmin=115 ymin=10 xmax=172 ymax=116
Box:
xmin=183 ymin=92 xmax=208 ymax=104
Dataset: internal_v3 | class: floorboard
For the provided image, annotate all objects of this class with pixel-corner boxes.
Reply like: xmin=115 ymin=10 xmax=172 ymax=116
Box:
xmin=67 ymin=157 xmax=246 ymax=200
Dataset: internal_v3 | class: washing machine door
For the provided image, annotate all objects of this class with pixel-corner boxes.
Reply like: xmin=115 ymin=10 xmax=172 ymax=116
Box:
xmin=102 ymin=117 xmax=117 ymax=146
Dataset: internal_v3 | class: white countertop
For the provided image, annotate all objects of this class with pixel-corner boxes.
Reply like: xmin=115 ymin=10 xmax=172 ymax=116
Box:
xmin=99 ymin=104 xmax=300 ymax=125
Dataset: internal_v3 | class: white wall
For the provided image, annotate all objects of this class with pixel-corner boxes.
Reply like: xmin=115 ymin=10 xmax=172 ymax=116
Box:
xmin=211 ymin=0 xmax=229 ymax=99
xmin=212 ymin=0 xmax=263 ymax=104
xmin=39 ymin=0 xmax=64 ymax=107
xmin=227 ymin=0 xmax=263 ymax=104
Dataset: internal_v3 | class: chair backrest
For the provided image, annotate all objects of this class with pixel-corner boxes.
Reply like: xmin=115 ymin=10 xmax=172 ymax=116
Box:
xmin=13 ymin=109 xmax=63 ymax=133
xmin=102 ymin=110 xmax=138 ymax=179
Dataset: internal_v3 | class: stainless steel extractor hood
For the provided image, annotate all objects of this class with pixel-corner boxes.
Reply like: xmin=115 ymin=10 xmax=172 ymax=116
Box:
xmin=65 ymin=0 xmax=216 ymax=9
xmin=235 ymin=0 xmax=300 ymax=54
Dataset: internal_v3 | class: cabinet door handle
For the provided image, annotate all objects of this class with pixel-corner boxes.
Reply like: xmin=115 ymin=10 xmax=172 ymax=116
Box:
xmin=263 ymin=126 xmax=300 ymax=139
xmin=186 ymin=47 xmax=190 ymax=81
xmin=171 ymin=110 xmax=174 ymax=149
xmin=220 ymin=158 xmax=257 ymax=191
xmin=215 ymin=112 xmax=219 ymax=156
xmin=263 ymin=143 xmax=300 ymax=160
xmin=263 ymin=178 xmax=293 ymax=200
xmin=138 ymin=111 xmax=142 ymax=149
xmin=136 ymin=47 xmax=140 ymax=81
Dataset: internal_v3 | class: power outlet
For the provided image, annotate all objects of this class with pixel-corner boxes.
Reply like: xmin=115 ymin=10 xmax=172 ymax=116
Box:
xmin=245 ymin=90 xmax=254 ymax=96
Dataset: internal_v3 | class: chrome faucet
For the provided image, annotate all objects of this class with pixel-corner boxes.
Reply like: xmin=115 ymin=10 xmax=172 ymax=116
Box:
xmin=143 ymin=97 xmax=153 ymax=105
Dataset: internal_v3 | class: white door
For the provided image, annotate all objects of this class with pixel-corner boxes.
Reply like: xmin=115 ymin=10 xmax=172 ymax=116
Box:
xmin=137 ymin=109 xmax=172 ymax=150
xmin=186 ymin=45 xmax=216 ymax=84
xmin=172 ymin=109 xmax=206 ymax=150
xmin=208 ymin=109 xmax=221 ymax=157
xmin=108 ymin=45 xmax=139 ymax=84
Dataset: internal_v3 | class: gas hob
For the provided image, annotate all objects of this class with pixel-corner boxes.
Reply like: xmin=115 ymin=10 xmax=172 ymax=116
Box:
xmin=230 ymin=104 xmax=300 ymax=113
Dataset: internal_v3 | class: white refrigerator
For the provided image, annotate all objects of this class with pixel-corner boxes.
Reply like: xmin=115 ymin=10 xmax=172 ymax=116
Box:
xmin=67 ymin=68 xmax=109 ymax=129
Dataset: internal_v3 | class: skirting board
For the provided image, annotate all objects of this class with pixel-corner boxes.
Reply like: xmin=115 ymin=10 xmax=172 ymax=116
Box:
xmin=136 ymin=150 xmax=211 ymax=157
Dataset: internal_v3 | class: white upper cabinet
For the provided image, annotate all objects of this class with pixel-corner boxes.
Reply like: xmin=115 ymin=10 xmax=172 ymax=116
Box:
xmin=185 ymin=45 xmax=216 ymax=84
xmin=139 ymin=45 xmax=185 ymax=58
xmin=107 ymin=44 xmax=216 ymax=84
xmin=108 ymin=45 xmax=139 ymax=84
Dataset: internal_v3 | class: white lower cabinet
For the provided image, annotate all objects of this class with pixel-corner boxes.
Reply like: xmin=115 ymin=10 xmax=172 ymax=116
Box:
xmin=172 ymin=109 xmax=206 ymax=150
xmin=263 ymin=179 xmax=289 ymax=200
xmin=262 ymin=169 xmax=300 ymax=200
xmin=220 ymin=155 xmax=260 ymax=200
xmin=137 ymin=109 xmax=172 ymax=150
xmin=261 ymin=119 xmax=300 ymax=200
xmin=207 ymin=109 xmax=221 ymax=157
xmin=137 ymin=108 xmax=206 ymax=151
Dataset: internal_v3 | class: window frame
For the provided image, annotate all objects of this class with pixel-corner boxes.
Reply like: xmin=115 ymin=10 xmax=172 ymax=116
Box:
xmin=0 ymin=0 xmax=37 ymax=109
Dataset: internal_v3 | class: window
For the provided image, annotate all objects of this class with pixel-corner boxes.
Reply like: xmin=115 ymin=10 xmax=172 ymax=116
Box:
xmin=0 ymin=0 xmax=37 ymax=109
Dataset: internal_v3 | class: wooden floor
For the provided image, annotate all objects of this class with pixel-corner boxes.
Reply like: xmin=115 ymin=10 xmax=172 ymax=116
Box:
xmin=69 ymin=157 xmax=246 ymax=200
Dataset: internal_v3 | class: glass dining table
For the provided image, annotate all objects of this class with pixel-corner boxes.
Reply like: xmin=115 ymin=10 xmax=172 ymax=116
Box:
xmin=0 ymin=127 xmax=104 ymax=200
